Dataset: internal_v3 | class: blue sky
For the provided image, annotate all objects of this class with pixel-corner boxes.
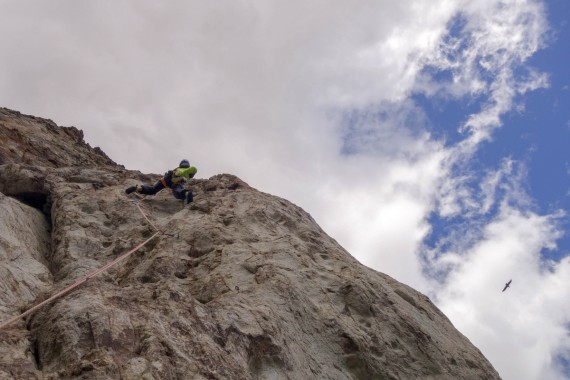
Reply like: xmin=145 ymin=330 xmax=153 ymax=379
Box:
xmin=0 ymin=1 xmax=569 ymax=378
xmin=489 ymin=0 xmax=569 ymax=257
xmin=419 ymin=0 xmax=570 ymax=262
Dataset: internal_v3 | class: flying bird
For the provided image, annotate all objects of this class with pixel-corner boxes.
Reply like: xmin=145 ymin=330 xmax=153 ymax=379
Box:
xmin=502 ymin=279 xmax=512 ymax=292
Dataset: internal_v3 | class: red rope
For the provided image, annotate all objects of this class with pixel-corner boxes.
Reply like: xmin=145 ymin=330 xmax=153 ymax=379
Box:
xmin=0 ymin=232 xmax=159 ymax=331
xmin=135 ymin=202 xmax=161 ymax=232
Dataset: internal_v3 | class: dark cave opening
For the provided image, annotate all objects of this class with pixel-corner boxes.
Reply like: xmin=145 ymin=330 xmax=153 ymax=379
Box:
xmin=13 ymin=191 xmax=47 ymax=210
xmin=12 ymin=192 xmax=52 ymax=219
xmin=7 ymin=190 xmax=53 ymax=372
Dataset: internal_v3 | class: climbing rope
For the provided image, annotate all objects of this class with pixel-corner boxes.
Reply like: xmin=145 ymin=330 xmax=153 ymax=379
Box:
xmin=128 ymin=197 xmax=178 ymax=238
xmin=0 ymin=196 xmax=161 ymax=331
xmin=130 ymin=198 xmax=161 ymax=232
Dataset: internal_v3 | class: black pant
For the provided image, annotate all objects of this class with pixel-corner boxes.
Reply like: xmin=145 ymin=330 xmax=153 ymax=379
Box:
xmin=140 ymin=181 xmax=165 ymax=195
xmin=140 ymin=181 xmax=190 ymax=201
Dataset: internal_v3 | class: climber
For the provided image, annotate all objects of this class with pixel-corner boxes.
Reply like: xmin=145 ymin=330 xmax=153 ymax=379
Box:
xmin=125 ymin=159 xmax=197 ymax=204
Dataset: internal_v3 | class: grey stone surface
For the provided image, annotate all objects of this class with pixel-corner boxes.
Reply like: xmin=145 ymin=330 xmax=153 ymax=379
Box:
xmin=0 ymin=108 xmax=501 ymax=379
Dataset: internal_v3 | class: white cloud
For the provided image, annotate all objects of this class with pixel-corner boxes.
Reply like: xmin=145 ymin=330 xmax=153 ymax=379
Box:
xmin=317 ymin=147 xmax=447 ymax=289
xmin=427 ymin=155 xmax=569 ymax=379
xmin=0 ymin=1 xmax=459 ymax=175
xmin=417 ymin=0 xmax=549 ymax=146
xmin=434 ymin=205 xmax=569 ymax=380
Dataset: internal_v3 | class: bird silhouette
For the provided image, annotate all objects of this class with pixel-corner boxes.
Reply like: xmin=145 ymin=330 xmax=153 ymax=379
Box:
xmin=502 ymin=279 xmax=512 ymax=292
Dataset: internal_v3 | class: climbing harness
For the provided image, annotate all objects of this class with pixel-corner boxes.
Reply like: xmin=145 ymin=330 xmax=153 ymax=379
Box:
xmin=0 ymin=197 xmax=161 ymax=331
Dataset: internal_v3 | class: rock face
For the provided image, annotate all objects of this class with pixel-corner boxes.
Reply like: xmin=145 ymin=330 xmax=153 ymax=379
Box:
xmin=0 ymin=107 xmax=501 ymax=379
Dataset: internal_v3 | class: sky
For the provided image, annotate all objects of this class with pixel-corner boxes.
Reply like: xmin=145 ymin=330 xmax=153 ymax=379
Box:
xmin=0 ymin=1 xmax=569 ymax=378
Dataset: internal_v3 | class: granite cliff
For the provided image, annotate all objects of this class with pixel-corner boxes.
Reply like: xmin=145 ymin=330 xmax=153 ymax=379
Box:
xmin=0 ymin=108 xmax=501 ymax=379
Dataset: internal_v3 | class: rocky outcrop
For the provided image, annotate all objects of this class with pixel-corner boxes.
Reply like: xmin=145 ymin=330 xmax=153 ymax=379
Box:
xmin=0 ymin=108 xmax=501 ymax=379
xmin=0 ymin=193 xmax=52 ymax=380
xmin=0 ymin=108 xmax=117 ymax=168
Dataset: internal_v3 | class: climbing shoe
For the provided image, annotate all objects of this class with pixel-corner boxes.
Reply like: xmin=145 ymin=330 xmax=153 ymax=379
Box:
xmin=184 ymin=190 xmax=193 ymax=205
xmin=125 ymin=186 xmax=137 ymax=194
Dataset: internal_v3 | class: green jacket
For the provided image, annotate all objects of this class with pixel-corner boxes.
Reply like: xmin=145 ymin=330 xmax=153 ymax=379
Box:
xmin=165 ymin=166 xmax=197 ymax=186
